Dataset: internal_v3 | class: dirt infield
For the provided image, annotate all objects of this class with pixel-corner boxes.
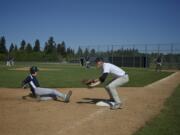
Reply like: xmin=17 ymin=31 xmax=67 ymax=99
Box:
xmin=0 ymin=72 xmax=180 ymax=135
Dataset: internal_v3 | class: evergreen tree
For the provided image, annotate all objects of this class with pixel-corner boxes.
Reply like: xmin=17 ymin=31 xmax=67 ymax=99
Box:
xmin=0 ymin=36 xmax=7 ymax=53
xmin=25 ymin=43 xmax=33 ymax=53
xmin=77 ymin=46 xmax=83 ymax=56
xmin=84 ymin=48 xmax=89 ymax=56
xmin=57 ymin=41 xmax=66 ymax=57
xmin=19 ymin=40 xmax=26 ymax=51
xmin=66 ymin=47 xmax=74 ymax=56
xmin=33 ymin=39 xmax=40 ymax=52
xmin=9 ymin=43 xmax=15 ymax=53
xmin=14 ymin=45 xmax=18 ymax=51
xmin=44 ymin=42 xmax=48 ymax=52
xmin=44 ymin=37 xmax=56 ymax=53
xmin=61 ymin=41 xmax=66 ymax=56
xmin=57 ymin=43 xmax=61 ymax=53
xmin=90 ymin=48 xmax=96 ymax=56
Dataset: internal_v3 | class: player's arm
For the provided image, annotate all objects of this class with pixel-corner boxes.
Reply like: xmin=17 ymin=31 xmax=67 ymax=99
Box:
xmin=89 ymin=73 xmax=108 ymax=87
xmin=21 ymin=76 xmax=30 ymax=89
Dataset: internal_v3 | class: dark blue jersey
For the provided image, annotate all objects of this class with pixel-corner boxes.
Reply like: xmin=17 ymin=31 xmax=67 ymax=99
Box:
xmin=23 ymin=75 xmax=40 ymax=96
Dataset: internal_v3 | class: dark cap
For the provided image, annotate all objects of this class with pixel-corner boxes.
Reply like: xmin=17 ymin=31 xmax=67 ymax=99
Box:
xmin=30 ymin=66 xmax=39 ymax=74
xmin=95 ymin=57 xmax=104 ymax=63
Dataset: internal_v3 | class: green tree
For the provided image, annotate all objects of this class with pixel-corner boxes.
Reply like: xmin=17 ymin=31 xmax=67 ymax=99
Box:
xmin=19 ymin=40 xmax=26 ymax=51
xmin=44 ymin=37 xmax=56 ymax=54
xmin=33 ymin=39 xmax=41 ymax=52
xmin=0 ymin=36 xmax=7 ymax=53
xmin=66 ymin=47 xmax=74 ymax=56
xmin=14 ymin=45 xmax=18 ymax=51
xmin=57 ymin=41 xmax=66 ymax=57
xmin=9 ymin=43 xmax=15 ymax=53
xmin=84 ymin=48 xmax=89 ymax=56
xmin=90 ymin=48 xmax=96 ymax=56
xmin=77 ymin=46 xmax=83 ymax=56
xmin=25 ymin=43 xmax=33 ymax=53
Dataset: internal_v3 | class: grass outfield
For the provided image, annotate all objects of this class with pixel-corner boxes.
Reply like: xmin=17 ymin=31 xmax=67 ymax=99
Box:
xmin=134 ymin=85 xmax=180 ymax=135
xmin=0 ymin=62 xmax=172 ymax=88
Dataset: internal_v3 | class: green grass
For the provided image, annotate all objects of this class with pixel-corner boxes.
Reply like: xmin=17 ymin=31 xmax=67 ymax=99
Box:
xmin=0 ymin=62 xmax=172 ymax=88
xmin=134 ymin=85 xmax=180 ymax=135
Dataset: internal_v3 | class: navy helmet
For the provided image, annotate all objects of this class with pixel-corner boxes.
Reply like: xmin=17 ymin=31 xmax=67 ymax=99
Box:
xmin=30 ymin=66 xmax=39 ymax=74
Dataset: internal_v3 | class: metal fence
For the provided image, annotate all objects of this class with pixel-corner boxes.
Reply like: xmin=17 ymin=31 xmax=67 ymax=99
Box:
xmin=77 ymin=43 xmax=180 ymax=69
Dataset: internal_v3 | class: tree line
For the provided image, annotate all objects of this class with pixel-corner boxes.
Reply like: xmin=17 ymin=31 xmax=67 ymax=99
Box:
xmin=1 ymin=36 xmax=143 ymax=62
xmin=0 ymin=36 xmax=77 ymax=61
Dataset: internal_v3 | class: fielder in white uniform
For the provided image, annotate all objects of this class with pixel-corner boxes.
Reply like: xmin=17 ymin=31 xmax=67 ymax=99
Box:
xmin=89 ymin=58 xmax=129 ymax=109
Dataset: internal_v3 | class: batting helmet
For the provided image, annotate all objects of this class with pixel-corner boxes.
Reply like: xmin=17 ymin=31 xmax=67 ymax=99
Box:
xmin=30 ymin=66 xmax=39 ymax=74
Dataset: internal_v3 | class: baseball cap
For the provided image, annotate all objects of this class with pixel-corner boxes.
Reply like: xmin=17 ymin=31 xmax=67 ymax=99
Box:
xmin=95 ymin=57 xmax=104 ymax=63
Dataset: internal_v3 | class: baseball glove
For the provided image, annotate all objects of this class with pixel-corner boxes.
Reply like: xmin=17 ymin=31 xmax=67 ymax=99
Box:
xmin=81 ymin=79 xmax=95 ymax=85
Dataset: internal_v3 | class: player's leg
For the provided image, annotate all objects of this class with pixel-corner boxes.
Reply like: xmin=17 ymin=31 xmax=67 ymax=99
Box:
xmin=107 ymin=75 xmax=129 ymax=109
xmin=35 ymin=87 xmax=72 ymax=102
xmin=34 ymin=88 xmax=55 ymax=101
xmin=51 ymin=88 xmax=72 ymax=102
xmin=106 ymin=84 xmax=121 ymax=104
xmin=35 ymin=87 xmax=65 ymax=99
xmin=105 ymin=87 xmax=114 ymax=101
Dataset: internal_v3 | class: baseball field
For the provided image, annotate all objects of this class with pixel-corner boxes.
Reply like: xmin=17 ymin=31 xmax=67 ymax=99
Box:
xmin=0 ymin=62 xmax=180 ymax=135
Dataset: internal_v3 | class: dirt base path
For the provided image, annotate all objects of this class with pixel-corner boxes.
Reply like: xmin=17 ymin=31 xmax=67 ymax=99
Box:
xmin=0 ymin=72 xmax=180 ymax=135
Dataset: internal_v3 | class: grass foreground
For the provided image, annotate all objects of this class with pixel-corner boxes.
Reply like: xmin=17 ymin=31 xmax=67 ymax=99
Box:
xmin=134 ymin=84 xmax=180 ymax=135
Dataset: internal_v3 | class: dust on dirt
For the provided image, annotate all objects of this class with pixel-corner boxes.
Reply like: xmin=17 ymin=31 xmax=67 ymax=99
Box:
xmin=0 ymin=72 xmax=179 ymax=135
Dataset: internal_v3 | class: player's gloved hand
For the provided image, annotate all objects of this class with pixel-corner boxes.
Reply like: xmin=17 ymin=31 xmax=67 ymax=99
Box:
xmin=88 ymin=80 xmax=101 ymax=88
xmin=81 ymin=79 xmax=95 ymax=85
xmin=82 ymin=79 xmax=101 ymax=88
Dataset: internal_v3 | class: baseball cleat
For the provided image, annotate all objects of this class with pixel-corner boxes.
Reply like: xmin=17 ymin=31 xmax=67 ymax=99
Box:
xmin=64 ymin=90 xmax=72 ymax=103
xmin=108 ymin=98 xmax=115 ymax=102
xmin=110 ymin=102 xmax=123 ymax=110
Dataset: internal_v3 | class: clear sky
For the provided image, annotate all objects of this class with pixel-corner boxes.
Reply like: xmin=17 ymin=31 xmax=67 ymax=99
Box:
xmin=0 ymin=0 xmax=180 ymax=49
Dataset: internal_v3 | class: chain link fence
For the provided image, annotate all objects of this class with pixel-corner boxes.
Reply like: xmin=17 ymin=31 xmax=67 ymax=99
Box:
xmin=75 ymin=43 xmax=180 ymax=69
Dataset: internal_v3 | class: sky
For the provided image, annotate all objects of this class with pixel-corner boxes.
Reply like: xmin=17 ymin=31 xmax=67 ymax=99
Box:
xmin=0 ymin=0 xmax=180 ymax=49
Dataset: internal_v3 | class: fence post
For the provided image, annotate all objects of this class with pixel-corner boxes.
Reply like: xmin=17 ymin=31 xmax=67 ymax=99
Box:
xmin=111 ymin=45 xmax=114 ymax=64
xmin=170 ymin=44 xmax=174 ymax=68
xmin=133 ymin=44 xmax=135 ymax=67
xmin=157 ymin=44 xmax=160 ymax=55
xmin=121 ymin=45 xmax=124 ymax=67
xmin=145 ymin=44 xmax=148 ymax=68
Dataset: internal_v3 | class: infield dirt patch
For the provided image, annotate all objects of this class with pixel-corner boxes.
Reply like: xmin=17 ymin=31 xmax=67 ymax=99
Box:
xmin=0 ymin=72 xmax=179 ymax=135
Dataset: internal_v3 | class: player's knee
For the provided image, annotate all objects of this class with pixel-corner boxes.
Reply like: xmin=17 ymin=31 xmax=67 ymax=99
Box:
xmin=106 ymin=84 xmax=115 ymax=90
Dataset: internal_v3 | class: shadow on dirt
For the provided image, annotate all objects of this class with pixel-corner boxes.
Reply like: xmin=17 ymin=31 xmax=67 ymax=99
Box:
xmin=77 ymin=98 xmax=113 ymax=104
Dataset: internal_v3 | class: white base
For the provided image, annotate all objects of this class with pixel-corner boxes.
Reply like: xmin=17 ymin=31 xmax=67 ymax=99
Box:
xmin=96 ymin=101 xmax=116 ymax=107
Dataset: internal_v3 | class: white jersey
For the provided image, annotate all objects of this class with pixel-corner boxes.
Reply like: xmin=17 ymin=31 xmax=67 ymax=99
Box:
xmin=102 ymin=63 xmax=125 ymax=77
